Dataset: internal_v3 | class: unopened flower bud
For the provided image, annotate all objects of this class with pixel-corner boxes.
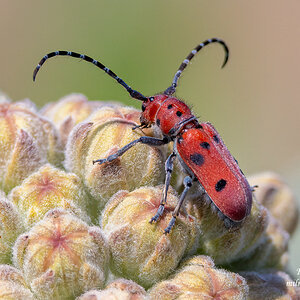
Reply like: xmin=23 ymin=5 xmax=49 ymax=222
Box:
xmin=65 ymin=106 xmax=165 ymax=219
xmin=0 ymin=265 xmax=34 ymax=299
xmin=248 ymin=172 xmax=298 ymax=234
xmin=41 ymin=93 xmax=119 ymax=147
xmin=231 ymin=215 xmax=289 ymax=271
xmin=9 ymin=164 xmax=90 ymax=229
xmin=0 ymin=100 xmax=63 ymax=193
xmin=240 ymin=270 xmax=300 ymax=299
xmin=148 ymin=255 xmax=249 ymax=299
xmin=77 ymin=279 xmax=147 ymax=300
xmin=180 ymin=255 xmax=215 ymax=268
xmin=13 ymin=209 xmax=109 ymax=299
xmin=0 ymin=191 xmax=24 ymax=264
xmin=187 ymin=193 xmax=268 ymax=266
xmin=101 ymin=186 xmax=199 ymax=288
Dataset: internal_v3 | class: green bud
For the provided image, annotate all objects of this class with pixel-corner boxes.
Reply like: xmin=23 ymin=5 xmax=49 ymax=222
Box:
xmin=101 ymin=186 xmax=199 ymax=288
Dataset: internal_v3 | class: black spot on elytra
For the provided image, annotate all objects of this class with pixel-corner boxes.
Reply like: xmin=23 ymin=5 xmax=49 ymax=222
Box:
xmin=200 ymin=142 xmax=210 ymax=149
xmin=190 ymin=153 xmax=204 ymax=166
xmin=215 ymin=179 xmax=227 ymax=192
xmin=196 ymin=124 xmax=203 ymax=129
xmin=176 ymin=111 xmax=182 ymax=117
xmin=167 ymin=104 xmax=173 ymax=109
xmin=213 ymin=135 xmax=220 ymax=143
xmin=156 ymin=119 xmax=160 ymax=126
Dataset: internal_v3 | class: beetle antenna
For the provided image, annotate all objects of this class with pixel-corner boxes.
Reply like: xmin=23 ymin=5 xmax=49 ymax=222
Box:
xmin=33 ymin=51 xmax=147 ymax=101
xmin=164 ymin=38 xmax=229 ymax=96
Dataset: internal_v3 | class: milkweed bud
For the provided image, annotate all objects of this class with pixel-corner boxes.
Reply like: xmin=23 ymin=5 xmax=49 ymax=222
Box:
xmin=101 ymin=186 xmax=199 ymax=289
xmin=0 ymin=191 xmax=24 ymax=264
xmin=77 ymin=279 xmax=147 ymax=300
xmin=0 ymin=265 xmax=34 ymax=299
xmin=179 ymin=255 xmax=215 ymax=268
xmin=13 ymin=209 xmax=109 ymax=300
xmin=65 ymin=106 xmax=165 ymax=219
xmin=230 ymin=215 xmax=289 ymax=271
xmin=148 ymin=255 xmax=249 ymax=299
xmin=187 ymin=193 xmax=268 ymax=265
xmin=240 ymin=270 xmax=300 ymax=300
xmin=9 ymin=164 xmax=90 ymax=229
xmin=0 ymin=100 xmax=63 ymax=193
xmin=248 ymin=172 xmax=298 ymax=235
xmin=41 ymin=93 xmax=119 ymax=147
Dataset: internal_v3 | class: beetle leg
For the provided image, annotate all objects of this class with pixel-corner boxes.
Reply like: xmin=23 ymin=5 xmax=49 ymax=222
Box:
xmin=150 ymin=152 xmax=176 ymax=224
xmin=131 ymin=123 xmax=149 ymax=131
xmin=93 ymin=136 xmax=170 ymax=165
xmin=164 ymin=176 xmax=193 ymax=234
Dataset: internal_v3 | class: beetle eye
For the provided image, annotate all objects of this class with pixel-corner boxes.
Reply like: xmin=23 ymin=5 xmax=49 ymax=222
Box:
xmin=142 ymin=103 xmax=146 ymax=112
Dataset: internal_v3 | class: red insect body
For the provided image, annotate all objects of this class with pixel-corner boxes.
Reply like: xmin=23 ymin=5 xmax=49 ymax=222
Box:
xmin=141 ymin=96 xmax=252 ymax=223
xmin=33 ymin=38 xmax=253 ymax=232
xmin=177 ymin=124 xmax=252 ymax=222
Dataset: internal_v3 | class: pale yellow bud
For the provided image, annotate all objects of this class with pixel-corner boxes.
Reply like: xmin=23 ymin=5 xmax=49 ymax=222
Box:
xmin=148 ymin=255 xmax=249 ymax=299
xmin=13 ymin=209 xmax=109 ymax=299
xmin=9 ymin=164 xmax=90 ymax=229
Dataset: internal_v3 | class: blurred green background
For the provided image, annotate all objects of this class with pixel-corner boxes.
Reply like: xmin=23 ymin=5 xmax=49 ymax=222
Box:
xmin=1 ymin=0 xmax=300 ymax=271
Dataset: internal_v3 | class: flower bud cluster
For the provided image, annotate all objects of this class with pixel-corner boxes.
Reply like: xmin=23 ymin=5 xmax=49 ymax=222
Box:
xmin=0 ymin=93 xmax=298 ymax=299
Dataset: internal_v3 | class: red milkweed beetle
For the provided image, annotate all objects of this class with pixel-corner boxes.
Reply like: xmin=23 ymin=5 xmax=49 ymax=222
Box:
xmin=33 ymin=38 xmax=253 ymax=233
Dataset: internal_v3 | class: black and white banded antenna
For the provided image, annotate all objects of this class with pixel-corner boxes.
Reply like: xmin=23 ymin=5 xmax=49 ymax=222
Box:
xmin=33 ymin=50 xmax=147 ymax=101
xmin=164 ymin=38 xmax=229 ymax=96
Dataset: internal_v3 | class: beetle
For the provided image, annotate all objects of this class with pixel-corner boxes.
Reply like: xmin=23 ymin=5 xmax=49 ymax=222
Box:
xmin=33 ymin=38 xmax=253 ymax=233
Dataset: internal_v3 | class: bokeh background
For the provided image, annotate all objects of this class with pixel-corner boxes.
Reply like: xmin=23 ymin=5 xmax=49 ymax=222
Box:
xmin=1 ymin=0 xmax=300 ymax=271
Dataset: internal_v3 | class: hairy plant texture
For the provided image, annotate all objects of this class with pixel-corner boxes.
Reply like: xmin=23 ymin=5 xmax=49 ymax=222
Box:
xmin=0 ymin=93 xmax=298 ymax=299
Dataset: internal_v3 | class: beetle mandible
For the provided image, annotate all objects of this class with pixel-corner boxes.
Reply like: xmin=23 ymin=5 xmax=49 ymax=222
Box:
xmin=33 ymin=38 xmax=253 ymax=233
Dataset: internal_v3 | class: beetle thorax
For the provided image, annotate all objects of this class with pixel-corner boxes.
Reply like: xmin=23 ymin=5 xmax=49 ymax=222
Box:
xmin=155 ymin=97 xmax=194 ymax=136
xmin=141 ymin=95 xmax=194 ymax=136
